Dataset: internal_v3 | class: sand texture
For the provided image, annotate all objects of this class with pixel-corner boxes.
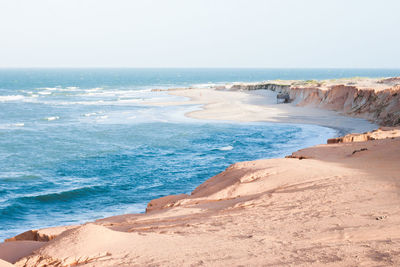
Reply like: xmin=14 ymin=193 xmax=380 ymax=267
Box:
xmin=1 ymin=78 xmax=400 ymax=266
xmin=0 ymin=127 xmax=397 ymax=266
xmin=149 ymin=77 xmax=400 ymax=127
xmin=165 ymin=88 xmax=377 ymax=134
xmin=226 ymin=77 xmax=400 ymax=126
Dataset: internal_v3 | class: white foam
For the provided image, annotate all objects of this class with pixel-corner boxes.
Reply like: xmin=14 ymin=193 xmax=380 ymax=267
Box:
xmin=0 ymin=122 xmax=25 ymax=129
xmin=38 ymin=91 xmax=52 ymax=95
xmin=117 ymin=98 xmax=143 ymax=104
xmin=26 ymin=92 xmax=39 ymax=98
xmin=40 ymin=87 xmax=59 ymax=91
xmin=55 ymin=100 xmax=105 ymax=105
xmin=54 ymin=98 xmax=146 ymax=106
xmin=26 ymin=91 xmax=39 ymax=97
xmin=83 ymin=89 xmax=151 ymax=98
xmin=135 ymin=89 xmax=152 ymax=93
xmin=38 ymin=86 xmax=81 ymax=92
xmin=191 ymin=83 xmax=222 ymax=89
xmin=0 ymin=95 xmax=25 ymax=102
xmin=218 ymin=145 xmax=234 ymax=151
xmin=84 ymin=87 xmax=103 ymax=92
xmin=45 ymin=116 xmax=60 ymax=121
xmin=83 ymin=112 xmax=97 ymax=117
xmin=84 ymin=92 xmax=114 ymax=97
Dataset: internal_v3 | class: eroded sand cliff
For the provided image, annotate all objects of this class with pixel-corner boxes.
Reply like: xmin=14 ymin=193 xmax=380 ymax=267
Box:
xmin=229 ymin=77 xmax=400 ymax=126
xmin=1 ymin=78 xmax=400 ymax=266
xmin=1 ymin=128 xmax=399 ymax=266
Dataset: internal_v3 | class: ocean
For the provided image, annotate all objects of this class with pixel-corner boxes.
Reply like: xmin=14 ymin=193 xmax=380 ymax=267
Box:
xmin=1 ymin=68 xmax=399 ymax=241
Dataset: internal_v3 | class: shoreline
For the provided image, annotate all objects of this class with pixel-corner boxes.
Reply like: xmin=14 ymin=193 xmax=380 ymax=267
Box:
xmin=149 ymin=86 xmax=378 ymax=136
xmin=1 ymin=77 xmax=400 ymax=266
xmin=3 ymin=127 xmax=400 ymax=266
xmin=171 ymin=88 xmax=377 ymax=136
xmin=149 ymin=76 xmax=399 ymax=132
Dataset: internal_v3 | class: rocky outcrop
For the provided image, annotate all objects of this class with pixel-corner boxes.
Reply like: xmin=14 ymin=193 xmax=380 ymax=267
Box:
xmin=327 ymin=127 xmax=400 ymax=144
xmin=233 ymin=80 xmax=400 ymax=126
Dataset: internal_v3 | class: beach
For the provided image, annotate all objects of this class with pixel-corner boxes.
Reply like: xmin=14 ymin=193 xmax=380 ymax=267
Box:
xmin=1 ymin=77 xmax=400 ymax=266
xmin=1 ymin=0 xmax=399 ymax=264
xmin=149 ymin=87 xmax=377 ymax=134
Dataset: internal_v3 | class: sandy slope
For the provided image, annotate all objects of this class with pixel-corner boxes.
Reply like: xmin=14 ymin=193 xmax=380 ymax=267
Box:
xmin=1 ymin=128 xmax=398 ymax=266
xmin=1 ymin=80 xmax=400 ymax=266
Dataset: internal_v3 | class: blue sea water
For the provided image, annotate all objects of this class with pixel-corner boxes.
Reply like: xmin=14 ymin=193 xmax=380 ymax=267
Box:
xmin=0 ymin=68 xmax=399 ymax=241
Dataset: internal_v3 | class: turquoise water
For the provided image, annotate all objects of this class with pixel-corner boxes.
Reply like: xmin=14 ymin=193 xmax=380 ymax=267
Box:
xmin=1 ymin=68 xmax=399 ymax=241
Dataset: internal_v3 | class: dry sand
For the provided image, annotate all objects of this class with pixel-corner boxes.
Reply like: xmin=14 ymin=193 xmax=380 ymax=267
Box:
xmin=1 ymin=84 xmax=399 ymax=266
xmin=4 ymin=129 xmax=400 ymax=266
xmin=147 ymin=87 xmax=377 ymax=134
xmin=235 ymin=76 xmax=400 ymax=91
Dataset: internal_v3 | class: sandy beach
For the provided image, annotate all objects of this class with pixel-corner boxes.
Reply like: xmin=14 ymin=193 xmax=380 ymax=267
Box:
xmin=148 ymin=87 xmax=377 ymax=135
xmin=1 ymin=0 xmax=400 ymax=265
xmin=1 ymin=78 xmax=400 ymax=266
xmin=3 ymin=127 xmax=400 ymax=266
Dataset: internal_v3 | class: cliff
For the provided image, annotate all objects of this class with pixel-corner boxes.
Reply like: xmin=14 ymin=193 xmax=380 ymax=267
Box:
xmin=327 ymin=127 xmax=400 ymax=144
xmin=2 ymin=128 xmax=400 ymax=266
xmin=230 ymin=78 xmax=400 ymax=126
xmin=1 ymin=78 xmax=400 ymax=266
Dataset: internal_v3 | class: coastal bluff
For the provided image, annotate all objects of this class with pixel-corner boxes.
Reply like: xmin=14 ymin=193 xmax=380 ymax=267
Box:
xmin=229 ymin=77 xmax=400 ymax=126
xmin=1 ymin=78 xmax=400 ymax=266
xmin=2 ymin=127 xmax=400 ymax=266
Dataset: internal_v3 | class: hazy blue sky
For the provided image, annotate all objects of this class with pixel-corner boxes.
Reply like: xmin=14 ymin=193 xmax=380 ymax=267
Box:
xmin=0 ymin=0 xmax=399 ymax=68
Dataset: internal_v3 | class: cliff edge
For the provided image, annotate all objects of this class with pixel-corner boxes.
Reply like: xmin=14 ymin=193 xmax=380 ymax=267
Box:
xmin=230 ymin=77 xmax=400 ymax=126
xmin=2 ymin=127 xmax=400 ymax=266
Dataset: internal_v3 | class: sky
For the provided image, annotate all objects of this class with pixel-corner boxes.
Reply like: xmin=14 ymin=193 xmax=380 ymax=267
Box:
xmin=0 ymin=0 xmax=399 ymax=68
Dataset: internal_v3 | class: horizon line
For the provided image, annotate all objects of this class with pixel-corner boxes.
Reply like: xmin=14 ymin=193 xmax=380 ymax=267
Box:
xmin=1 ymin=67 xmax=400 ymax=70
